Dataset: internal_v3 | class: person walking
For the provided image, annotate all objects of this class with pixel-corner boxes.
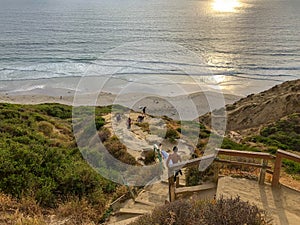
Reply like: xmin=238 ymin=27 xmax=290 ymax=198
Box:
xmin=166 ymin=146 xmax=182 ymax=182
xmin=127 ymin=117 xmax=132 ymax=129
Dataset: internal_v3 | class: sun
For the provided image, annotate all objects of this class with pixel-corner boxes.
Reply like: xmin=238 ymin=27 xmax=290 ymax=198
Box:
xmin=212 ymin=0 xmax=241 ymax=13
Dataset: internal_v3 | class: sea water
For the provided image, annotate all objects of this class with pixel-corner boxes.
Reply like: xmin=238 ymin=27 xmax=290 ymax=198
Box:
xmin=0 ymin=0 xmax=299 ymax=96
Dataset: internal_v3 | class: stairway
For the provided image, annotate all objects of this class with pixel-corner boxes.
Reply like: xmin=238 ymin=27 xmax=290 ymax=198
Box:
xmin=101 ymin=113 xmax=216 ymax=224
xmin=106 ymin=180 xmax=169 ymax=224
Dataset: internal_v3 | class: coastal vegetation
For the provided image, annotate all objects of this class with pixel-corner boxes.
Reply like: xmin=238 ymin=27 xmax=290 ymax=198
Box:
xmin=247 ymin=113 xmax=300 ymax=177
xmin=0 ymin=103 xmax=127 ymax=223
xmin=0 ymin=101 xmax=299 ymax=223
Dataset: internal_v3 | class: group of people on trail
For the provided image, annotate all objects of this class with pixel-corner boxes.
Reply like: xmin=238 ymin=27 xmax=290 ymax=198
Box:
xmin=117 ymin=106 xmax=147 ymax=130
xmin=154 ymin=144 xmax=182 ymax=182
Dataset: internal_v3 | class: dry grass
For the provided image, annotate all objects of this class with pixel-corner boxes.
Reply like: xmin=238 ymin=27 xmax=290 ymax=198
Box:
xmin=0 ymin=193 xmax=46 ymax=225
xmin=0 ymin=193 xmax=112 ymax=225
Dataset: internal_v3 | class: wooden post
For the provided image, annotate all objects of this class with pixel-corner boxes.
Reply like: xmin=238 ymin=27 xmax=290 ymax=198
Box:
xmin=259 ymin=159 xmax=268 ymax=185
xmin=272 ymin=154 xmax=282 ymax=187
xmin=213 ymin=163 xmax=220 ymax=183
xmin=176 ymin=176 xmax=180 ymax=188
xmin=168 ymin=175 xmax=175 ymax=202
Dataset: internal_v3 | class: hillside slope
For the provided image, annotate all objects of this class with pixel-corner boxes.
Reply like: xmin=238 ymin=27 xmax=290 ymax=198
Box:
xmin=200 ymin=79 xmax=300 ymax=134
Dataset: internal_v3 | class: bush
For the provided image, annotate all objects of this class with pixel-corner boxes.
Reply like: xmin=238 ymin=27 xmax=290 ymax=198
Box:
xmin=130 ymin=196 xmax=270 ymax=225
xmin=185 ymin=164 xmax=216 ymax=186
xmin=38 ymin=121 xmax=54 ymax=137
xmin=256 ymin=113 xmax=300 ymax=151
xmin=104 ymin=136 xmax=137 ymax=166
xmin=0 ymin=103 xmax=118 ymax=212
xmin=282 ymin=159 xmax=300 ymax=176
xmin=203 ymin=196 xmax=269 ymax=225
xmin=185 ymin=166 xmax=202 ymax=186
xmin=38 ymin=104 xmax=72 ymax=119
xmin=95 ymin=116 xmax=105 ymax=130
xmin=221 ymin=137 xmax=259 ymax=151
xmin=98 ymin=127 xmax=111 ymax=142
xmin=136 ymin=122 xmax=150 ymax=133
xmin=165 ymin=128 xmax=180 ymax=143
xmin=144 ymin=150 xmax=156 ymax=165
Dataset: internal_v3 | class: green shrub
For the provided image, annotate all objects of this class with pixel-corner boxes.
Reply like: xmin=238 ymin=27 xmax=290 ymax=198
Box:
xmin=185 ymin=166 xmax=202 ymax=186
xmin=95 ymin=116 xmax=105 ymax=130
xmin=221 ymin=137 xmax=259 ymax=151
xmin=256 ymin=113 xmax=300 ymax=151
xmin=38 ymin=104 xmax=72 ymax=119
xmin=165 ymin=128 xmax=179 ymax=142
xmin=282 ymin=159 xmax=300 ymax=176
xmin=104 ymin=136 xmax=137 ymax=166
xmin=0 ymin=103 xmax=117 ymax=210
xmin=185 ymin=164 xmax=215 ymax=186
xmin=199 ymin=129 xmax=211 ymax=139
xmin=38 ymin=121 xmax=54 ymax=137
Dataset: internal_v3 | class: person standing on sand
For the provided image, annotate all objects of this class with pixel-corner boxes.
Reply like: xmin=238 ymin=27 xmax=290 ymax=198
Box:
xmin=142 ymin=106 xmax=146 ymax=114
xmin=166 ymin=146 xmax=182 ymax=182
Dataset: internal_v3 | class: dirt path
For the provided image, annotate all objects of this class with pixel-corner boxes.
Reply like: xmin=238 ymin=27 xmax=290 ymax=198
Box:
xmin=217 ymin=176 xmax=300 ymax=225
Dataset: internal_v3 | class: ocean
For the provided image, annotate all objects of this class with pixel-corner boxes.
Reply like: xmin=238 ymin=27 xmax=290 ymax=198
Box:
xmin=0 ymin=0 xmax=299 ymax=96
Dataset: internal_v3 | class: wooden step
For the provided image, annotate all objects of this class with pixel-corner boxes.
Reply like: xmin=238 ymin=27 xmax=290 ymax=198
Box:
xmin=117 ymin=208 xmax=149 ymax=215
xmin=109 ymin=216 xmax=141 ymax=225
xmin=134 ymin=199 xmax=156 ymax=207
xmin=175 ymin=183 xmax=216 ymax=195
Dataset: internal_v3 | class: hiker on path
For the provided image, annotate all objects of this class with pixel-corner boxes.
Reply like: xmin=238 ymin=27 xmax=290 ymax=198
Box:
xmin=166 ymin=146 xmax=182 ymax=182
xmin=116 ymin=113 xmax=121 ymax=122
xmin=127 ymin=117 xmax=132 ymax=129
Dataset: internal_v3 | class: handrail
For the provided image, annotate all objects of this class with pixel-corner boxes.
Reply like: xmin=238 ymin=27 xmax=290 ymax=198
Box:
xmin=168 ymin=148 xmax=300 ymax=201
xmin=216 ymin=148 xmax=276 ymax=160
xmin=168 ymin=148 xmax=275 ymax=202
xmin=277 ymin=149 xmax=300 ymax=163
xmin=168 ymin=154 xmax=216 ymax=172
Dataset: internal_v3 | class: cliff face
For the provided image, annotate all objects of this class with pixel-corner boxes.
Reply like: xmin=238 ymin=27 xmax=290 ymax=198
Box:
xmin=199 ymin=79 xmax=300 ymax=133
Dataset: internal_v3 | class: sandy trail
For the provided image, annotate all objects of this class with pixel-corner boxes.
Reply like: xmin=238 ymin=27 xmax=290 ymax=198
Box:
xmin=217 ymin=176 xmax=300 ymax=225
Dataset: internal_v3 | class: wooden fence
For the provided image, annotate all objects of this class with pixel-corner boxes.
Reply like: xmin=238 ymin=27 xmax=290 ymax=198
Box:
xmin=168 ymin=148 xmax=300 ymax=202
xmin=271 ymin=149 xmax=300 ymax=187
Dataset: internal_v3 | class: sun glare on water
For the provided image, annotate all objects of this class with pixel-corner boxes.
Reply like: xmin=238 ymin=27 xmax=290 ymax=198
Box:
xmin=212 ymin=0 xmax=241 ymax=13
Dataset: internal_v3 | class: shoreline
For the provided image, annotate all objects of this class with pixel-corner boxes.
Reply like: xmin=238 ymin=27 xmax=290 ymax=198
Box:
xmin=0 ymin=75 xmax=245 ymax=120
xmin=0 ymin=75 xmax=289 ymax=120
xmin=0 ymin=90 xmax=241 ymax=120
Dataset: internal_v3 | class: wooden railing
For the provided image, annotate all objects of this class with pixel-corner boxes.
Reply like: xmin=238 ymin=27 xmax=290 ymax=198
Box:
xmin=168 ymin=148 xmax=300 ymax=202
xmin=168 ymin=154 xmax=216 ymax=202
xmin=271 ymin=149 xmax=300 ymax=187
xmin=215 ymin=148 xmax=275 ymax=185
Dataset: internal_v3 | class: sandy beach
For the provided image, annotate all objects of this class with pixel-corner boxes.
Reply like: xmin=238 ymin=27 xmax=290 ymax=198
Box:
xmin=0 ymin=77 xmax=242 ymax=120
